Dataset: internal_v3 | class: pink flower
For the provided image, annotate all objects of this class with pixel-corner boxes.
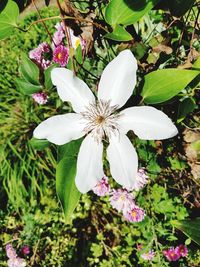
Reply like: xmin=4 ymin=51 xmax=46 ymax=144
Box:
xmin=110 ymin=189 xmax=134 ymax=213
xmin=6 ymin=244 xmax=17 ymax=259
xmin=21 ymin=246 xmax=30 ymax=256
xmin=41 ymin=59 xmax=51 ymax=69
xmin=32 ymin=92 xmax=48 ymax=105
xmin=136 ymin=244 xmax=143 ymax=251
xmin=6 ymin=244 xmax=26 ymax=267
xmin=141 ymin=250 xmax=155 ymax=261
xmin=52 ymin=22 xmax=65 ymax=47
xmin=29 ymin=42 xmax=52 ymax=70
xmin=128 ymin=168 xmax=149 ymax=191
xmin=176 ymin=244 xmax=188 ymax=257
xmin=123 ymin=205 xmax=145 ymax=222
xmin=92 ymin=176 xmax=110 ymax=196
xmin=8 ymin=258 xmax=26 ymax=267
xmin=163 ymin=247 xmax=181 ymax=261
xmin=53 ymin=45 xmax=69 ymax=66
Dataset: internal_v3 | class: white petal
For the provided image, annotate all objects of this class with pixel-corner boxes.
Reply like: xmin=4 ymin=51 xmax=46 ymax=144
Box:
xmin=33 ymin=113 xmax=85 ymax=145
xmin=97 ymin=50 xmax=137 ymax=108
xmin=75 ymin=134 xmax=104 ymax=193
xmin=107 ymin=134 xmax=138 ymax=189
xmin=51 ymin=68 xmax=95 ymax=113
xmin=119 ymin=106 xmax=178 ymax=140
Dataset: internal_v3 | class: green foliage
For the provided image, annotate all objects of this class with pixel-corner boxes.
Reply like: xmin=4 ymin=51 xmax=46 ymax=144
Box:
xmin=56 ymin=139 xmax=82 ymax=222
xmin=0 ymin=0 xmax=19 ymax=40
xmin=177 ymin=97 xmax=196 ymax=122
xmin=16 ymin=78 xmax=42 ymax=94
xmin=172 ymin=218 xmax=200 ymax=246
xmin=29 ymin=137 xmax=50 ymax=150
xmin=105 ymin=25 xmax=132 ymax=41
xmin=105 ymin=0 xmax=161 ymax=27
xmin=75 ymin=44 xmax=83 ymax=64
xmin=141 ymin=69 xmax=199 ymax=104
xmin=19 ymin=54 xmax=40 ymax=85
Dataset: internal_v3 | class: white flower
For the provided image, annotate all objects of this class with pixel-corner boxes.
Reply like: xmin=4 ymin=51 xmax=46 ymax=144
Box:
xmin=33 ymin=50 xmax=178 ymax=193
xmin=69 ymin=29 xmax=86 ymax=50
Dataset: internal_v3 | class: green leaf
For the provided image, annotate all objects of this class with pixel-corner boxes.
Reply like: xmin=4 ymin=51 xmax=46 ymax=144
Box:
xmin=171 ymin=218 xmax=200 ymax=246
xmin=44 ymin=64 xmax=57 ymax=90
xmin=105 ymin=25 xmax=132 ymax=41
xmin=193 ymin=57 xmax=200 ymax=70
xmin=75 ymin=44 xmax=83 ymax=64
xmin=0 ymin=0 xmax=19 ymax=40
xmin=19 ymin=54 xmax=40 ymax=85
xmin=56 ymin=157 xmax=81 ymax=222
xmin=29 ymin=138 xmax=50 ymax=151
xmin=58 ymin=138 xmax=83 ymax=162
xmin=168 ymin=0 xmax=195 ymax=17
xmin=105 ymin=0 xmax=160 ymax=27
xmin=67 ymin=58 xmax=73 ymax=71
xmin=16 ymin=78 xmax=42 ymax=95
xmin=141 ymin=69 xmax=200 ymax=104
xmin=177 ymin=97 xmax=196 ymax=122
xmin=56 ymin=139 xmax=83 ymax=222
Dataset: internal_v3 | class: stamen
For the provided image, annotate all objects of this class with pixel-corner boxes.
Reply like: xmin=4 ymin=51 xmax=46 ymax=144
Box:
xmin=81 ymin=100 xmax=121 ymax=143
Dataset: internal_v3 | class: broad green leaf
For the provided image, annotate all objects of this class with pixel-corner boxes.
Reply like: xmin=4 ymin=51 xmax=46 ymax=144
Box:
xmin=75 ymin=44 xmax=83 ymax=64
xmin=168 ymin=0 xmax=195 ymax=17
xmin=105 ymin=25 xmax=132 ymax=41
xmin=141 ymin=69 xmax=200 ymax=104
xmin=193 ymin=57 xmax=200 ymax=70
xmin=20 ymin=54 xmax=40 ymax=85
xmin=105 ymin=0 xmax=160 ymax=27
xmin=16 ymin=78 xmax=42 ymax=95
xmin=44 ymin=64 xmax=57 ymax=90
xmin=171 ymin=218 xmax=200 ymax=246
xmin=177 ymin=97 xmax=196 ymax=122
xmin=29 ymin=138 xmax=50 ymax=151
xmin=58 ymin=138 xmax=83 ymax=162
xmin=67 ymin=58 xmax=73 ymax=71
xmin=56 ymin=157 xmax=81 ymax=222
xmin=0 ymin=0 xmax=19 ymax=40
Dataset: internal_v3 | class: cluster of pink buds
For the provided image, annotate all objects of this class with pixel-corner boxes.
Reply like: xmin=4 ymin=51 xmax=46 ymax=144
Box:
xmin=92 ymin=176 xmax=110 ymax=196
xmin=136 ymin=244 xmax=155 ymax=261
xmin=132 ymin=168 xmax=149 ymax=191
xmin=32 ymin=92 xmax=48 ymax=105
xmin=92 ymin=169 xmax=149 ymax=223
xmin=163 ymin=244 xmax=188 ymax=261
xmin=28 ymin=22 xmax=86 ymax=105
xmin=110 ymin=189 xmax=145 ymax=222
xmin=29 ymin=42 xmax=51 ymax=70
xmin=6 ymin=244 xmax=27 ymax=267
xmin=141 ymin=250 xmax=156 ymax=261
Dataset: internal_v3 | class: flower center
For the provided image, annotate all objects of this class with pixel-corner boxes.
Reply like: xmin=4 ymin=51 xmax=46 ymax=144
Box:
xmin=57 ymin=52 xmax=62 ymax=59
xmin=131 ymin=211 xmax=137 ymax=218
xmin=81 ymin=100 xmax=120 ymax=143
xmin=95 ymin=115 xmax=105 ymax=124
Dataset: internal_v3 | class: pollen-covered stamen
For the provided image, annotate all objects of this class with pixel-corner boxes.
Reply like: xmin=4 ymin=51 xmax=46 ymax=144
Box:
xmin=81 ymin=100 xmax=121 ymax=142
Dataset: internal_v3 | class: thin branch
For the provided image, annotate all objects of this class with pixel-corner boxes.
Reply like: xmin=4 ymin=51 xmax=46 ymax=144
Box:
xmin=21 ymin=15 xmax=109 ymax=34
xmin=31 ymin=0 xmax=55 ymax=46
